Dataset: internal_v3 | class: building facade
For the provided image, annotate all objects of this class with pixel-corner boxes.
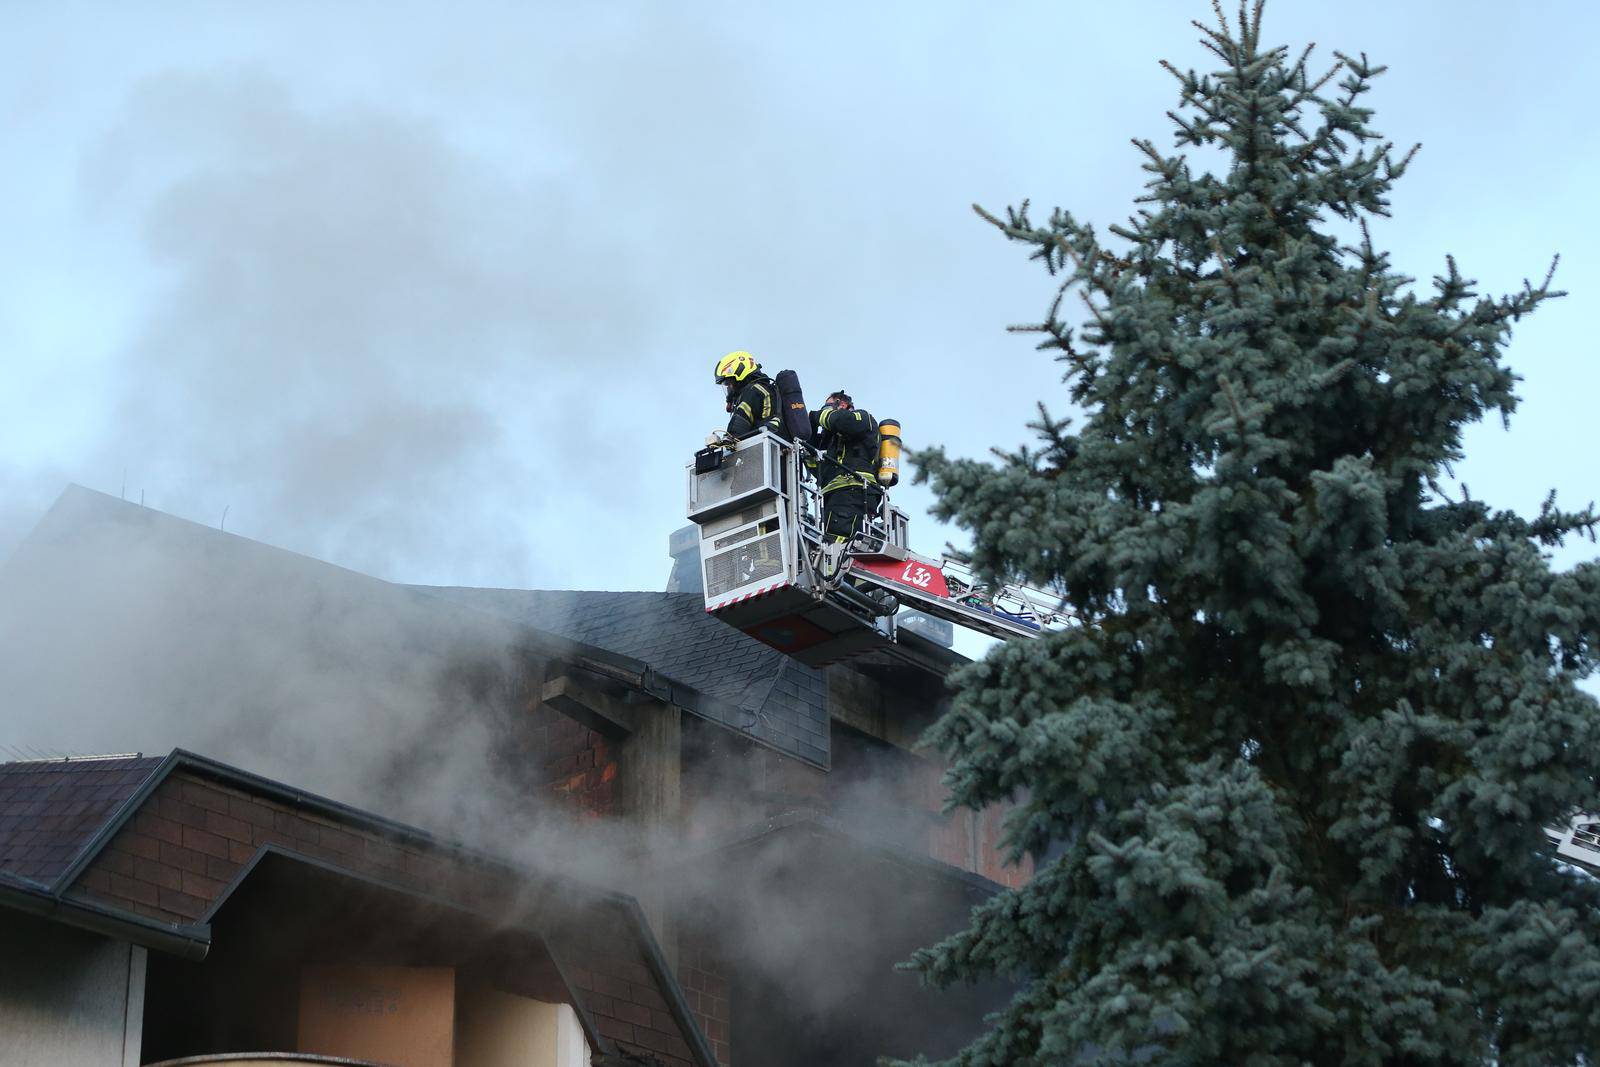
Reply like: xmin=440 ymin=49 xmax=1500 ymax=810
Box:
xmin=0 ymin=486 xmax=1030 ymax=1066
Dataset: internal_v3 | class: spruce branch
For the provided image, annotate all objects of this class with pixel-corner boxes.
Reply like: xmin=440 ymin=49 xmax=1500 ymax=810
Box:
xmin=1007 ymin=285 xmax=1096 ymax=374
xmin=1132 ymin=138 xmax=1169 ymax=171
xmin=1307 ymin=58 xmax=1345 ymax=96
xmin=1107 ymin=222 xmax=1144 ymax=245
xmin=1195 ymin=30 xmax=1234 ymax=67
xmin=1244 ymin=0 xmax=1264 ymax=55
xmin=1425 ymin=475 xmax=1462 ymax=507
xmin=1536 ymin=253 xmax=1563 ymax=297
xmin=1218 ymin=374 xmax=1249 ymax=438
xmin=1078 ymin=289 xmax=1113 ymax=336
xmin=1527 ymin=489 xmax=1599 ymax=546
xmin=972 ymin=202 xmax=1007 ymax=231
xmin=1385 ymin=142 xmax=1421 ymax=181
xmin=1202 ymin=0 xmax=1232 ymax=47
xmin=1313 ymin=358 xmax=1357 ymax=389
xmin=1209 ymin=234 xmax=1244 ymax=306
xmin=1167 ymin=109 xmax=1208 ymax=144
xmin=1289 ymin=41 xmax=1316 ymax=86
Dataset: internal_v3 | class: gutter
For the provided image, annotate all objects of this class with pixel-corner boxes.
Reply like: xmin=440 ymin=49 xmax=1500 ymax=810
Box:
xmin=0 ymin=750 xmax=214 ymax=959
xmin=0 ymin=873 xmax=210 ymax=960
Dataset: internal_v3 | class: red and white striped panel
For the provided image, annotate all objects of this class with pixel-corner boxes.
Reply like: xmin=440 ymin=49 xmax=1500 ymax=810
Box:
xmin=707 ymin=579 xmax=791 ymax=613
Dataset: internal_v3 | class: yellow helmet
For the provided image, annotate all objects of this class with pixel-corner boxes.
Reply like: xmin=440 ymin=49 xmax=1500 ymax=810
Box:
xmin=714 ymin=350 xmax=759 ymax=385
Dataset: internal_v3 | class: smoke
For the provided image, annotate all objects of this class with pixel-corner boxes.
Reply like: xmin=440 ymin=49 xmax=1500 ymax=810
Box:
xmin=1 ymin=21 xmax=1041 ymax=1053
xmin=75 ymin=68 xmax=670 ymax=587
xmin=17 ymin=6 xmax=1090 ymax=590
xmin=75 ymin=73 xmax=550 ymax=585
xmin=660 ymin=712 xmax=1016 ymax=1060
xmin=0 ymin=485 xmax=1010 ymax=1061
xmin=2 ymin=52 xmax=1012 ymax=1036
xmin=0 ymin=465 xmax=71 ymax=566
xmin=0 ymin=486 xmax=643 ymax=881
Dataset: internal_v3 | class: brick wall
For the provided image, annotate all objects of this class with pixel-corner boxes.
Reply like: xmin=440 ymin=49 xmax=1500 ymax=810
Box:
xmin=918 ymin=761 xmax=1034 ymax=889
xmin=70 ymin=772 xmax=469 ymax=925
xmin=527 ymin=702 xmax=618 ymax=818
xmin=677 ymin=943 xmax=730 ymax=1067
xmin=567 ymin=950 xmax=698 ymax=1067
xmin=973 ymin=802 xmax=1033 ymax=889
xmin=67 ymin=769 xmax=704 ymax=1065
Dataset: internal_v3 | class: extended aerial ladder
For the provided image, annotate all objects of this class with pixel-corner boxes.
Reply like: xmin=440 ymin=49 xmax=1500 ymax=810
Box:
xmin=686 ymin=429 xmax=1068 ymax=668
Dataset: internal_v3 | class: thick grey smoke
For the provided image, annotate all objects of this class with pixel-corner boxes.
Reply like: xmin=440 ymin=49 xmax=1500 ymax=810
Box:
xmin=0 ymin=466 xmax=70 ymax=567
xmin=27 ymin=8 xmax=1096 ymax=589
xmin=0 ymin=488 xmax=639 ymax=879
xmin=0 ymin=486 xmax=1010 ymax=1060
xmin=78 ymin=70 xmax=669 ymax=587
xmin=4 ymin=2 xmax=1595 ymax=588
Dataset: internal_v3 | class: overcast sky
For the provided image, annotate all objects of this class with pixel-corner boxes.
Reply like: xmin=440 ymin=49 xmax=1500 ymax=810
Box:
xmin=3 ymin=0 xmax=1596 ymax=591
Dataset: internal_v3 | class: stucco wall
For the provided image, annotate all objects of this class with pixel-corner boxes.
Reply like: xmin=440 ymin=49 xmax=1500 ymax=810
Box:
xmin=0 ymin=909 xmax=145 ymax=1067
xmin=456 ymin=987 xmax=590 ymax=1067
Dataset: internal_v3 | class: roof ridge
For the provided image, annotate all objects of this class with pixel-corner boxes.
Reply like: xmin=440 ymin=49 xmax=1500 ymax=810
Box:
xmin=0 ymin=752 xmax=145 ymax=767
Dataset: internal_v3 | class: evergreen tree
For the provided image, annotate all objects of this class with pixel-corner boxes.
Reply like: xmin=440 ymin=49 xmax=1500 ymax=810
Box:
xmin=904 ymin=4 xmax=1600 ymax=1064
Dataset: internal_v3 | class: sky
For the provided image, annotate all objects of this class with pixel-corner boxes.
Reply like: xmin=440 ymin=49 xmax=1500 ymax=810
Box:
xmin=3 ymin=0 xmax=1597 ymax=592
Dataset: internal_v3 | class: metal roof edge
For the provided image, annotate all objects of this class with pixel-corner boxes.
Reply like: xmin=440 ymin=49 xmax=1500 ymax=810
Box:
xmin=617 ymin=895 xmax=722 ymax=1067
xmin=26 ymin=748 xmax=693 ymax=997
xmin=35 ymin=746 xmax=646 ymax=926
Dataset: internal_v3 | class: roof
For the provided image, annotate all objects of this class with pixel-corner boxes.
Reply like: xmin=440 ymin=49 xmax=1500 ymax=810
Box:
xmin=0 ymin=754 xmax=164 ymax=886
xmin=422 ymin=587 xmax=831 ymax=766
xmin=6 ymin=486 xmax=826 ymax=770
xmin=0 ymin=747 xmax=717 ymax=1067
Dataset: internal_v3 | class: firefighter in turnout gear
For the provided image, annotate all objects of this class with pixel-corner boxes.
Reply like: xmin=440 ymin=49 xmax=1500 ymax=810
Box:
xmin=715 ymin=351 xmax=782 ymax=439
xmin=811 ymin=390 xmax=879 ymax=550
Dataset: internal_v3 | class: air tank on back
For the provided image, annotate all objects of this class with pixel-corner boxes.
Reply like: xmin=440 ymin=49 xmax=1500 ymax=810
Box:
xmin=877 ymin=418 xmax=902 ymax=487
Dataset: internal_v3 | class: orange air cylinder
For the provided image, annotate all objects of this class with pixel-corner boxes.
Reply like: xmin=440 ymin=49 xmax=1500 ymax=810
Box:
xmin=877 ymin=419 xmax=902 ymax=488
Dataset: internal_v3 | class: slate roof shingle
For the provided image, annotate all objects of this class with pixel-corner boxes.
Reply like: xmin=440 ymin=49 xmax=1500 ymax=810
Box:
xmin=0 ymin=754 xmax=163 ymax=886
xmin=421 ymin=588 xmax=830 ymax=767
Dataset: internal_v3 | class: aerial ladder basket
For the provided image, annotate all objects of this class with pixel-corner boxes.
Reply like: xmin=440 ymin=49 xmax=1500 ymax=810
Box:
xmin=686 ymin=430 xmax=1067 ymax=668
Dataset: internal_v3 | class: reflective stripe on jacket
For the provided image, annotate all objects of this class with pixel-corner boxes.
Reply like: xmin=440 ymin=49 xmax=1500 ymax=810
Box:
xmin=814 ymin=405 xmax=879 ymax=494
xmin=727 ymin=377 xmax=781 ymax=438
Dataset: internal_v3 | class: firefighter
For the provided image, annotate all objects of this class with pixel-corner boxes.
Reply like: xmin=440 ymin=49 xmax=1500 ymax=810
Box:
xmin=714 ymin=351 xmax=782 ymax=439
xmin=811 ymin=390 xmax=880 ymax=550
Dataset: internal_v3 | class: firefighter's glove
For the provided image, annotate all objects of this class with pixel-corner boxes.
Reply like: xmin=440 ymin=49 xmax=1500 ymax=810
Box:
xmin=705 ymin=430 xmax=736 ymax=450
